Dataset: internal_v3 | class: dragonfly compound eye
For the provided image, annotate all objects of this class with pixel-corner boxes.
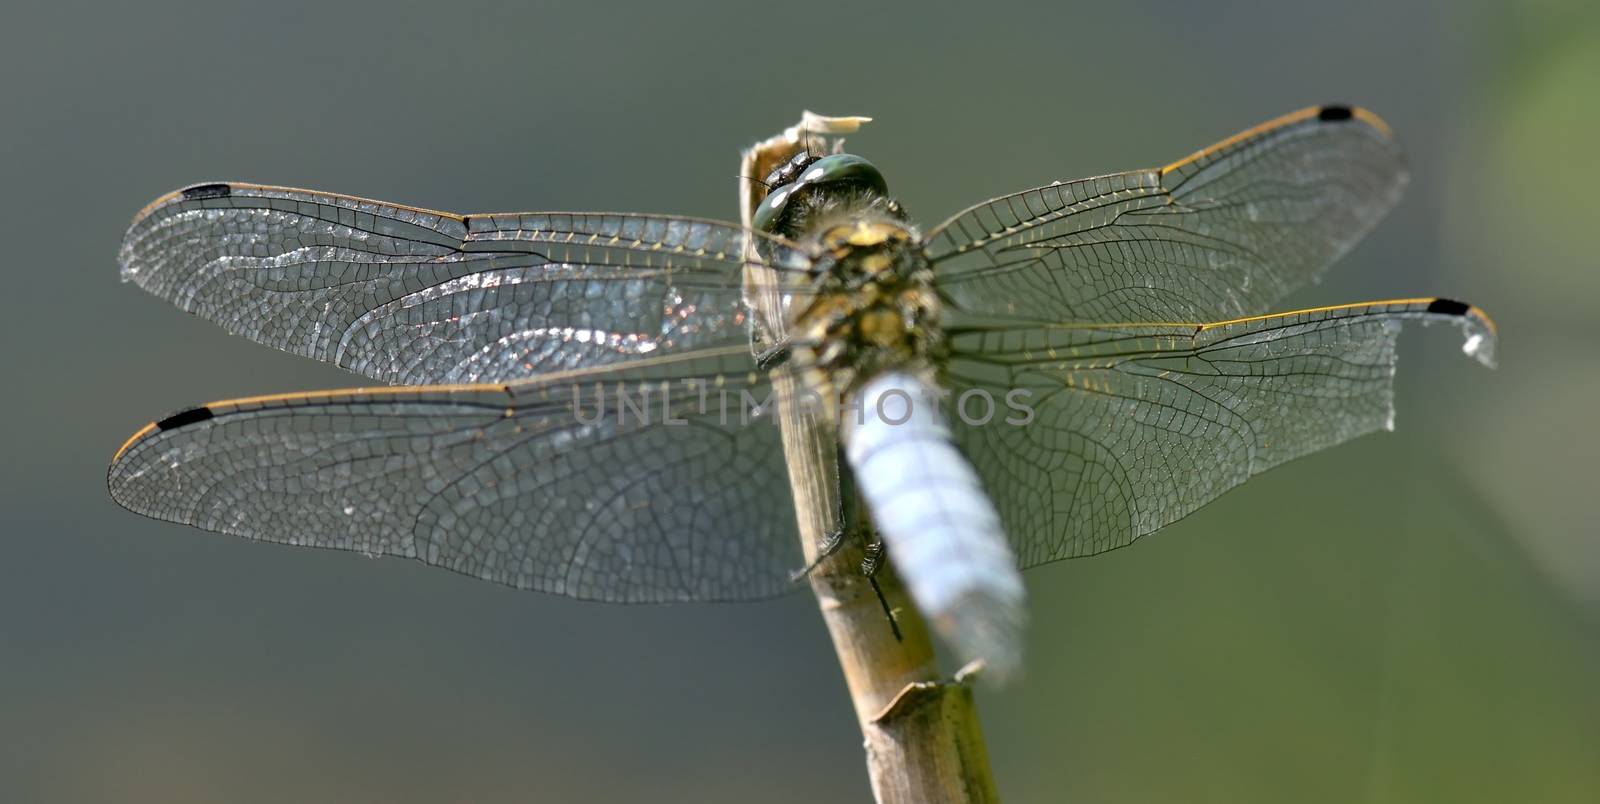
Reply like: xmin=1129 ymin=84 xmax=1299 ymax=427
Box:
xmin=752 ymin=153 xmax=889 ymax=233
xmin=794 ymin=154 xmax=888 ymax=194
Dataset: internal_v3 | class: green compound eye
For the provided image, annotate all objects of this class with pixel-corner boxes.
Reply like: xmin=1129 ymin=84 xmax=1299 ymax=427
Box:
xmin=794 ymin=154 xmax=887 ymax=194
xmin=753 ymin=154 xmax=889 ymax=233
xmin=752 ymin=184 xmax=795 ymax=234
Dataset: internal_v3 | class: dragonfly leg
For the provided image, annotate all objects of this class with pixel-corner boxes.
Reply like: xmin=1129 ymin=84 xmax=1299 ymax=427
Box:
xmin=755 ymin=340 xmax=792 ymax=371
xmin=862 ymin=536 xmax=903 ymax=642
xmin=788 ymin=525 xmax=847 ymax=582
xmin=787 ymin=523 xmax=902 ymax=641
xmin=860 ymin=535 xmax=885 ymax=577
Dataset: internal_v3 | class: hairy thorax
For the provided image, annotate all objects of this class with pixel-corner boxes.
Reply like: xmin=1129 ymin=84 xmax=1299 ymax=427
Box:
xmin=791 ymin=213 xmax=943 ymax=396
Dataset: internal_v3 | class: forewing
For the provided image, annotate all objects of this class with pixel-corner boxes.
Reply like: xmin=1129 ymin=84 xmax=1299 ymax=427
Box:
xmin=942 ymin=299 xmax=1495 ymax=567
xmin=108 ymin=346 xmax=804 ymax=602
xmin=924 ymin=106 xmax=1407 ymax=322
xmin=119 ymin=183 xmax=810 ymax=385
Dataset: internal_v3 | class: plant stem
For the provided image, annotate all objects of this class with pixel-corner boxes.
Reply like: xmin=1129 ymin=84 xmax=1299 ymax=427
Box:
xmin=740 ymin=114 xmax=1001 ymax=804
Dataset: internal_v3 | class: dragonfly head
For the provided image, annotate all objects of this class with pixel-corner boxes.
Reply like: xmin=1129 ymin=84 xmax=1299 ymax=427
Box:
xmin=752 ymin=153 xmax=892 ymax=237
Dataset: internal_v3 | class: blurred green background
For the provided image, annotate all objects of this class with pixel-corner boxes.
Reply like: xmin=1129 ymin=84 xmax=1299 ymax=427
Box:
xmin=2 ymin=1 xmax=1594 ymax=801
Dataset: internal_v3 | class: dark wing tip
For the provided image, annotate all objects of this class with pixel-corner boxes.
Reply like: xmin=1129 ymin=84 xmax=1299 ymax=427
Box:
xmin=1323 ymin=105 xmax=1397 ymax=142
xmin=180 ymin=182 xmax=232 ymax=201
xmin=109 ymin=402 xmax=230 ymax=503
xmin=128 ymin=182 xmax=234 ymax=232
xmin=1424 ymin=298 xmax=1472 ymax=316
xmin=155 ymin=406 xmax=215 ymax=431
xmin=1421 ymin=297 xmax=1498 ymax=368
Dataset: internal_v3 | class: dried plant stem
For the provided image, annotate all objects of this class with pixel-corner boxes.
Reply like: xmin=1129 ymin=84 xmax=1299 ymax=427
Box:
xmin=741 ymin=114 xmax=1000 ymax=804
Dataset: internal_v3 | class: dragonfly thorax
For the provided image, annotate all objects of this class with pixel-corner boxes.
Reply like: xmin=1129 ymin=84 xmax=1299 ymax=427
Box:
xmin=792 ymin=217 xmax=942 ymax=393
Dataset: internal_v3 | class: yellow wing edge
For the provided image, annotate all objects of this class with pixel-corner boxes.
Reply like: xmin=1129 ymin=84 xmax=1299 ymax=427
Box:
xmin=130 ymin=181 xmax=469 ymax=228
xmin=108 ymin=344 xmax=758 ymax=464
xmin=1198 ymin=297 xmax=1495 ymax=334
xmin=128 ymin=182 xmax=797 ymax=249
xmin=1020 ymin=297 xmax=1494 ymax=336
xmin=109 ymin=381 xmax=511 ymax=464
xmin=1159 ymin=104 xmax=1394 ymax=177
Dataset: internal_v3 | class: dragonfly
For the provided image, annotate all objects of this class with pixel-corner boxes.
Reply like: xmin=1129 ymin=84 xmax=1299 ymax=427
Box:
xmin=108 ymin=106 xmax=1496 ymax=680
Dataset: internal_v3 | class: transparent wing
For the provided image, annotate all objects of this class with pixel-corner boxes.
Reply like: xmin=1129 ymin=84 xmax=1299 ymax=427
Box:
xmin=119 ymin=182 xmax=811 ymax=385
xmin=942 ymin=299 xmax=1496 ymax=568
xmin=107 ymin=346 xmax=805 ymax=602
xmin=923 ymin=106 xmax=1408 ymax=322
